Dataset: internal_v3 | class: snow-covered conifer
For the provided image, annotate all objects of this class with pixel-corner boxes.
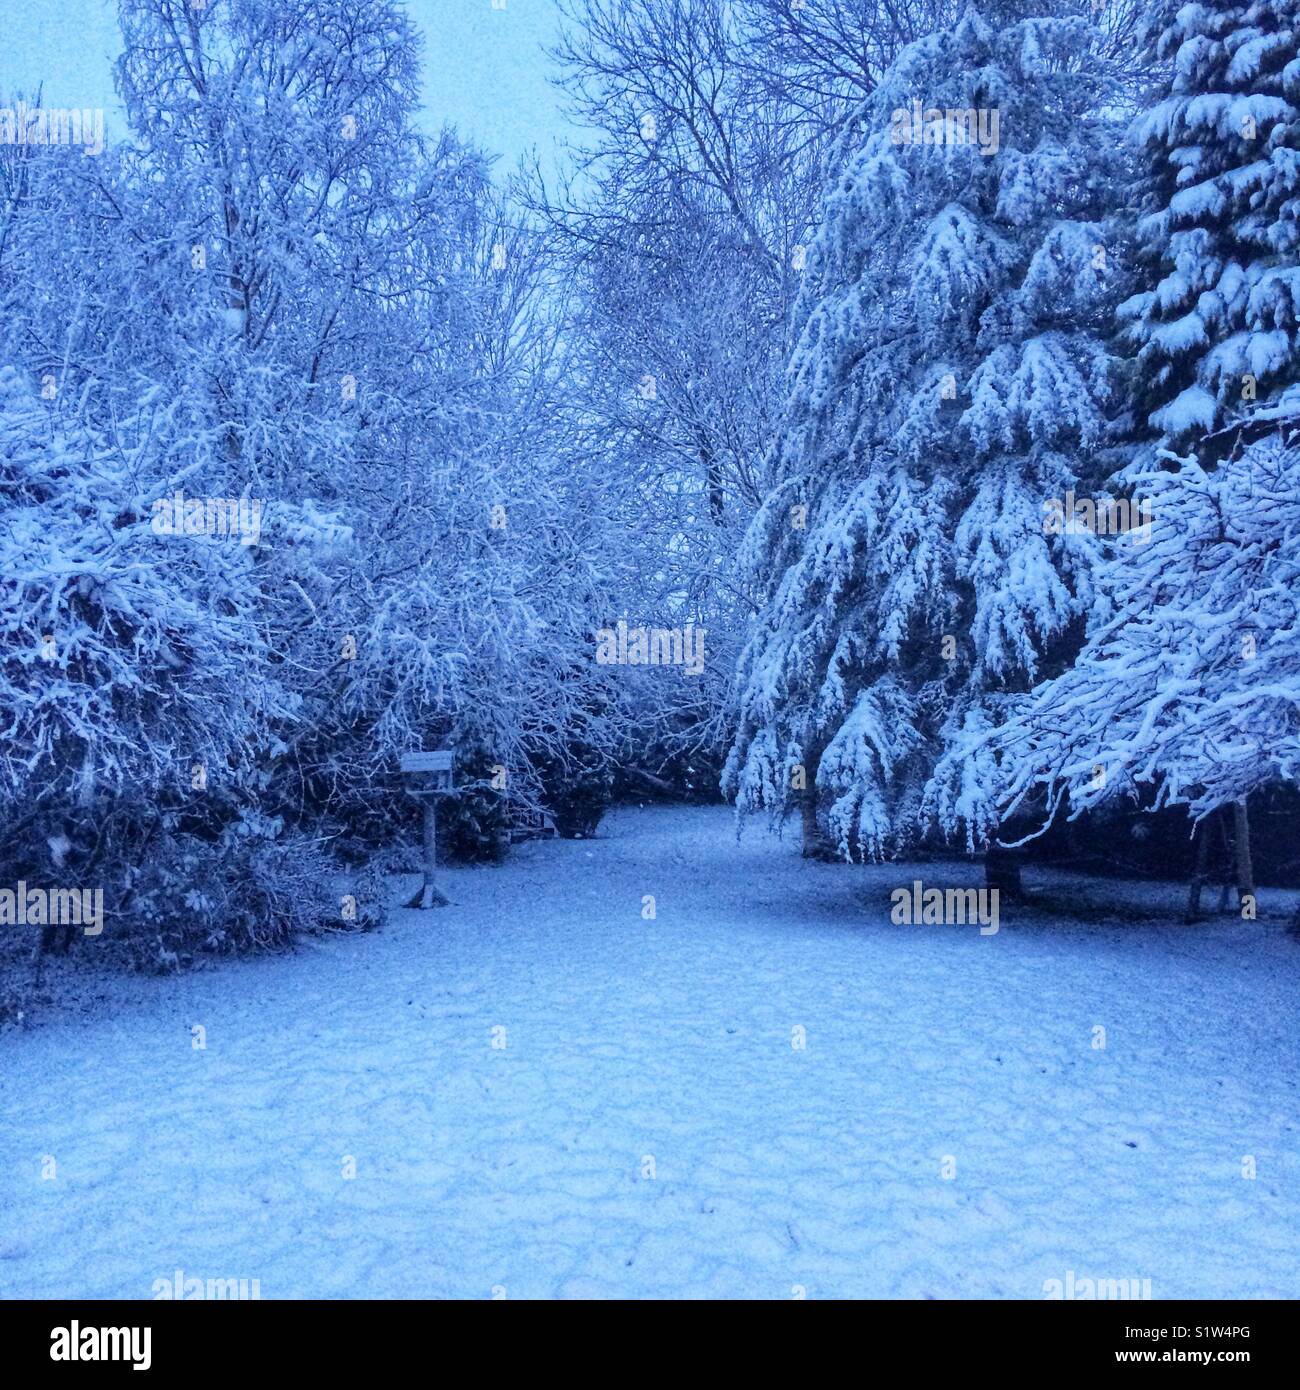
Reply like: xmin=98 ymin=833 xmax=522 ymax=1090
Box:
xmin=1120 ymin=0 xmax=1300 ymax=461
xmin=726 ymin=4 xmax=1130 ymax=858
xmin=996 ymin=416 xmax=1300 ymax=831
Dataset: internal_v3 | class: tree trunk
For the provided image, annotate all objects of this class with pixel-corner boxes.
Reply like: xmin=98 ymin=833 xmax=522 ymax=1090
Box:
xmin=1186 ymin=817 xmax=1211 ymax=923
xmin=1231 ymin=797 xmax=1256 ymax=911
xmin=799 ymin=741 xmax=830 ymax=859
xmin=1216 ymin=809 xmax=1234 ymax=912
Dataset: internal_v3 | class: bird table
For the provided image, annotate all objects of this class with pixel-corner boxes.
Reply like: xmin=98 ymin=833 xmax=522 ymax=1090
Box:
xmin=400 ymin=750 xmax=455 ymax=908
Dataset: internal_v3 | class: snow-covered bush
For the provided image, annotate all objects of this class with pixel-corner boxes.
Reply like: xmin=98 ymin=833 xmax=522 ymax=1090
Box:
xmin=106 ymin=821 xmax=341 ymax=973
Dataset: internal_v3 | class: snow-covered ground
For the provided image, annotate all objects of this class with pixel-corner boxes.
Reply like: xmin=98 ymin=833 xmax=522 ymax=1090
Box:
xmin=2 ymin=804 xmax=1298 ymax=1299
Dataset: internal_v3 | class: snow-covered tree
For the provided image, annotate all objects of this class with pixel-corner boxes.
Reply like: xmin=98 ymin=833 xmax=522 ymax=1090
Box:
xmin=985 ymin=2 xmax=1300 ymax=902
xmin=109 ymin=0 xmax=626 ymax=848
xmin=0 ymin=100 xmax=328 ymax=962
xmin=1119 ymin=0 xmax=1300 ymax=463
xmin=995 ymin=418 xmax=1300 ymax=854
xmin=0 ymin=367 xmax=277 ymax=816
xmin=539 ymin=1 xmax=803 ymax=791
xmin=725 ymin=3 xmax=1130 ymax=859
xmin=0 ymin=1 xmax=632 ymax=978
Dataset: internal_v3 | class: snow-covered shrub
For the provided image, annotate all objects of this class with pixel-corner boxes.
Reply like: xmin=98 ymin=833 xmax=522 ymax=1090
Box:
xmin=104 ymin=820 xmax=341 ymax=972
xmin=539 ymin=744 xmax=614 ymax=839
xmin=437 ymin=744 xmax=511 ymax=864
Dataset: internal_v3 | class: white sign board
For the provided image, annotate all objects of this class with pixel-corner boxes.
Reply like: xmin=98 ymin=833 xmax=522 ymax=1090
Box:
xmin=401 ymin=751 xmax=454 ymax=774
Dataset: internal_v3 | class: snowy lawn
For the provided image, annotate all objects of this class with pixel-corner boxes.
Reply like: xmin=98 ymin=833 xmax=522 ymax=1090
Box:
xmin=2 ymin=804 xmax=1298 ymax=1299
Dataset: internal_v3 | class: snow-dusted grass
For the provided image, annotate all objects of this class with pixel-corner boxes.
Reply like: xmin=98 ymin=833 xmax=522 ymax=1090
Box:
xmin=2 ymin=804 xmax=1298 ymax=1299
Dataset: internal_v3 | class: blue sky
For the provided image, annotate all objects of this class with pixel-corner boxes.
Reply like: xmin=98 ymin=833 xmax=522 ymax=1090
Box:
xmin=0 ymin=0 xmax=576 ymax=175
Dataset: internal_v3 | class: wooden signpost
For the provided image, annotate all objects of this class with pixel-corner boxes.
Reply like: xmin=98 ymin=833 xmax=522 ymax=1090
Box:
xmin=400 ymin=750 xmax=454 ymax=908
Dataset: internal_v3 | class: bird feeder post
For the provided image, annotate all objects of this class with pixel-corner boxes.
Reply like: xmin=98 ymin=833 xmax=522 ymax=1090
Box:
xmin=410 ymin=800 xmax=449 ymax=909
xmin=400 ymin=751 xmax=455 ymax=908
